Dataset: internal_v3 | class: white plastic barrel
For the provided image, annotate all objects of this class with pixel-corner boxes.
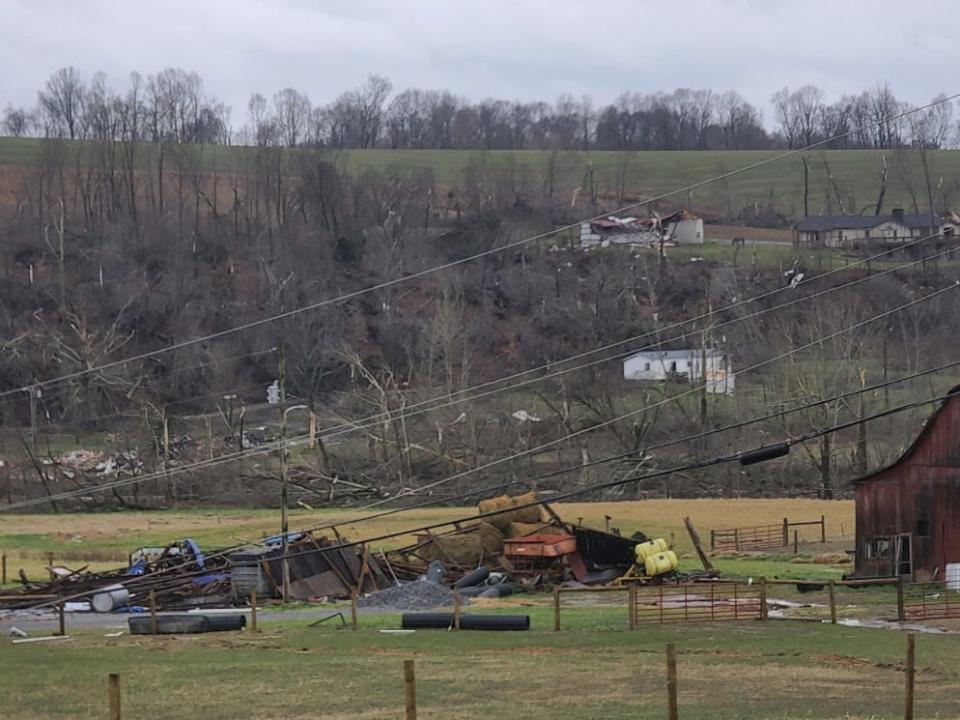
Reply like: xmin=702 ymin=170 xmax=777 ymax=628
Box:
xmin=92 ymin=585 xmax=130 ymax=612
xmin=946 ymin=563 xmax=960 ymax=591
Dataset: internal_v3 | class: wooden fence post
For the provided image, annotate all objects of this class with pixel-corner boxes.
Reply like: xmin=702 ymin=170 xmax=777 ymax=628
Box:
xmin=403 ymin=659 xmax=417 ymax=720
xmin=47 ymin=551 xmax=55 ymax=581
xmin=108 ymin=673 xmax=121 ymax=720
xmin=709 ymin=530 xmax=715 ymax=550
xmin=782 ymin=517 xmax=789 ymax=546
xmin=1 ymin=553 xmax=6 ymax=585
xmin=351 ymin=592 xmax=358 ymax=631
xmin=760 ymin=579 xmax=768 ymax=620
xmin=149 ymin=590 xmax=158 ymax=636
xmin=553 ymin=587 xmax=561 ymax=631
xmin=820 ymin=515 xmax=826 ymax=543
xmin=250 ymin=588 xmax=258 ymax=633
xmin=57 ymin=601 xmax=65 ymax=636
xmin=793 ymin=530 xmax=799 ymax=555
xmin=897 ymin=579 xmax=906 ymax=622
xmin=628 ymin=584 xmax=637 ymax=630
xmin=734 ymin=528 xmax=740 ymax=552
xmin=453 ymin=589 xmax=461 ymax=631
xmin=905 ymin=634 xmax=915 ymax=720
xmin=666 ymin=643 xmax=679 ymax=720
xmin=828 ymin=581 xmax=837 ymax=624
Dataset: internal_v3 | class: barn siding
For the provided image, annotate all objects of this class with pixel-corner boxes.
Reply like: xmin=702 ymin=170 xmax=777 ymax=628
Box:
xmin=854 ymin=389 xmax=960 ymax=579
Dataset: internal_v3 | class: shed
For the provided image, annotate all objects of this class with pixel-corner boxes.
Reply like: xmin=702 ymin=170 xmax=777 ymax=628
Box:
xmin=853 ymin=385 xmax=960 ymax=580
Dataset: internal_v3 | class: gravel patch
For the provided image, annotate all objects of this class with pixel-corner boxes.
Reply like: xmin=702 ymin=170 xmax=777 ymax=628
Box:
xmin=358 ymin=581 xmax=466 ymax=611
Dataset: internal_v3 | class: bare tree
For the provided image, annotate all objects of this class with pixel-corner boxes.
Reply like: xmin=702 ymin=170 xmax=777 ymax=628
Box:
xmin=38 ymin=66 xmax=86 ymax=139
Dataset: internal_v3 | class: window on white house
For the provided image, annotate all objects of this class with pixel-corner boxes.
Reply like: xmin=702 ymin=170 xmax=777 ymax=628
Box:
xmin=644 ymin=363 xmax=650 ymax=371
xmin=670 ymin=361 xmax=677 ymax=372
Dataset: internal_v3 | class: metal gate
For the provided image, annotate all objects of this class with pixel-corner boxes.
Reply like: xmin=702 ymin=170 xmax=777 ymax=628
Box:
xmin=899 ymin=581 xmax=960 ymax=621
xmin=631 ymin=582 xmax=765 ymax=625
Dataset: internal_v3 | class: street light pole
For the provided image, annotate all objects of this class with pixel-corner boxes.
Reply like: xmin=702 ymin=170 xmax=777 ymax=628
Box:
xmin=278 ymin=345 xmax=290 ymax=604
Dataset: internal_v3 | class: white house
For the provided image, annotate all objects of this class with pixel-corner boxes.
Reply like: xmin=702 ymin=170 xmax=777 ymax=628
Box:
xmin=794 ymin=209 xmax=957 ymax=248
xmin=581 ymin=210 xmax=704 ymax=247
xmin=623 ymin=349 xmax=734 ymax=395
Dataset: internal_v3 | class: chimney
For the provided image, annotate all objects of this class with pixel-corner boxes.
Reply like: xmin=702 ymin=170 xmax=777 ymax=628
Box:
xmin=892 ymin=208 xmax=905 ymax=223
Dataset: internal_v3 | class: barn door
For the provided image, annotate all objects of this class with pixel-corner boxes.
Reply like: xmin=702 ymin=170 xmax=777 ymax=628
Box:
xmin=894 ymin=534 xmax=913 ymax=578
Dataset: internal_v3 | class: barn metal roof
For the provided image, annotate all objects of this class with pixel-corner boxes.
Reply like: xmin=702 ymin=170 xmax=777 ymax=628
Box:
xmin=854 ymin=384 xmax=960 ymax=484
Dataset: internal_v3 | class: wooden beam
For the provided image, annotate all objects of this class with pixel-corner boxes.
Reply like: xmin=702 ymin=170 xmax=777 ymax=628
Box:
xmin=683 ymin=517 xmax=714 ymax=571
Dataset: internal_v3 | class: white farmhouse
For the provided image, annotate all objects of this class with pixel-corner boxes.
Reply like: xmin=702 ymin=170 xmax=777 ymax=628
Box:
xmin=623 ymin=349 xmax=734 ymax=395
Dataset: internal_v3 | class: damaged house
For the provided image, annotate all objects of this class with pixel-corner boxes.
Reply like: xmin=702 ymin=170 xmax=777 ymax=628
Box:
xmin=580 ymin=210 xmax=704 ymax=247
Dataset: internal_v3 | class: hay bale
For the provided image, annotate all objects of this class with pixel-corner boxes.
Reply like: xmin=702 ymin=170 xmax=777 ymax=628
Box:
xmin=478 ymin=491 xmax=541 ymax=531
xmin=419 ymin=522 xmax=505 ymax=567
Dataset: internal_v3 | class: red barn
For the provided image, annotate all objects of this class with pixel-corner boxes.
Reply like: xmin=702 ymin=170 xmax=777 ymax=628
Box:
xmin=854 ymin=386 xmax=960 ymax=580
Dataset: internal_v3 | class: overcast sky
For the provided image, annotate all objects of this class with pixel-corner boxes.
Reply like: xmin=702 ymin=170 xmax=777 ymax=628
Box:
xmin=2 ymin=0 xmax=956 ymax=123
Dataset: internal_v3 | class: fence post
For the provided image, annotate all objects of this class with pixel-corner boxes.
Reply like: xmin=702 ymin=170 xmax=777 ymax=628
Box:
xmin=828 ymin=580 xmax=837 ymax=624
xmin=666 ymin=643 xmax=679 ymax=720
xmin=820 ymin=515 xmax=826 ymax=543
xmin=47 ymin=551 xmax=55 ymax=581
xmin=553 ymin=587 xmax=561 ymax=631
xmin=351 ymin=592 xmax=358 ymax=631
xmin=1 ymin=553 xmax=6 ymax=585
xmin=905 ymin=634 xmax=915 ymax=720
xmin=782 ymin=517 xmax=789 ymax=546
xmin=108 ymin=673 xmax=121 ymax=720
xmin=734 ymin=528 xmax=740 ymax=552
xmin=628 ymin=584 xmax=637 ymax=630
xmin=403 ymin=659 xmax=417 ymax=720
xmin=57 ymin=601 xmax=66 ymax=636
xmin=760 ymin=579 xmax=768 ymax=620
xmin=250 ymin=588 xmax=258 ymax=633
xmin=149 ymin=590 xmax=158 ymax=636
xmin=453 ymin=589 xmax=461 ymax=631
xmin=897 ymin=579 xmax=906 ymax=622
xmin=793 ymin=530 xmax=799 ymax=555
xmin=710 ymin=529 xmax=715 ymax=551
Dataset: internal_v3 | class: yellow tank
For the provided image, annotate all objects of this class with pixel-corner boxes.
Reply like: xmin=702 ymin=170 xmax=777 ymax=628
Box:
xmin=634 ymin=538 xmax=669 ymax=563
xmin=644 ymin=550 xmax=679 ymax=577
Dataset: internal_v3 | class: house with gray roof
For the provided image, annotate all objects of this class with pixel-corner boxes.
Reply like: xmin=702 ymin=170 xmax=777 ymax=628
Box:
xmin=793 ymin=208 xmax=957 ymax=248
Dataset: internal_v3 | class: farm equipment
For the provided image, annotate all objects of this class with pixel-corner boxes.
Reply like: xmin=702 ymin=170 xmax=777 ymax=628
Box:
xmin=614 ymin=537 xmax=681 ymax=584
xmin=502 ymin=533 xmax=577 ymax=579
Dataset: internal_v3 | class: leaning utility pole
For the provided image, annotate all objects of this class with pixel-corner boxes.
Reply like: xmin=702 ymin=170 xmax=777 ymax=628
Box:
xmin=278 ymin=344 xmax=291 ymax=603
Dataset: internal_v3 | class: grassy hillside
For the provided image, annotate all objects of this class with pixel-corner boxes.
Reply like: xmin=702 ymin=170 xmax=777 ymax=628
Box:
xmin=2 ymin=137 xmax=959 ymax=219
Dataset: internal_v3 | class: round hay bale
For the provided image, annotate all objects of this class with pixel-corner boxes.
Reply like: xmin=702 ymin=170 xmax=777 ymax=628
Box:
xmin=478 ymin=491 xmax=542 ymax=531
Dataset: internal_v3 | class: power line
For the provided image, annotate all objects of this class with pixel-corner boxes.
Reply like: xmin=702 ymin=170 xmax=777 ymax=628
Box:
xmin=285 ymin=357 xmax=960 ymax=537
xmin=6 ymin=278 xmax=955 ymax=511
xmin=3 ymin=92 xmax=956 ymax=400
xmin=329 ymin=280 xmax=960 ymax=514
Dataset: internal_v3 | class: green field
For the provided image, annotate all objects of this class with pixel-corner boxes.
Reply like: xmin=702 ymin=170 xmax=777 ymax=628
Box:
xmin=3 ymin=137 xmax=959 ymax=217
xmin=1 ymin=609 xmax=956 ymax=719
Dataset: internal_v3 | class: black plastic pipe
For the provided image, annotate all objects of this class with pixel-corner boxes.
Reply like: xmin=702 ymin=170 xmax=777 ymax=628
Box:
xmin=454 ymin=567 xmax=490 ymax=589
xmin=401 ymin=613 xmax=530 ymax=631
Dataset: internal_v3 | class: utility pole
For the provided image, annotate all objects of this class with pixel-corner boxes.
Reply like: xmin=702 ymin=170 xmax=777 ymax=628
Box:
xmin=27 ymin=385 xmax=40 ymax=450
xmin=278 ymin=344 xmax=291 ymax=603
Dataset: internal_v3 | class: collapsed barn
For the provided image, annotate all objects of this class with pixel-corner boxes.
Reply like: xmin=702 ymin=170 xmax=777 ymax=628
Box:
xmin=0 ymin=492 xmax=671 ymax=613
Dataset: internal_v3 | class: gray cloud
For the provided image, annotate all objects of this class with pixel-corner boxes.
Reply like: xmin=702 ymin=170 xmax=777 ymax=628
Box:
xmin=2 ymin=0 xmax=956 ymax=122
